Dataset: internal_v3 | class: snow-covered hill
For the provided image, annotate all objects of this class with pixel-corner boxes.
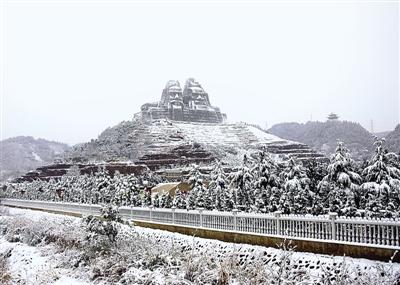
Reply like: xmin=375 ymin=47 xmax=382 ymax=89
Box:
xmin=386 ymin=124 xmax=400 ymax=153
xmin=0 ymin=136 xmax=70 ymax=181
xmin=66 ymin=118 xmax=325 ymax=169
xmin=268 ymin=120 xmax=374 ymax=160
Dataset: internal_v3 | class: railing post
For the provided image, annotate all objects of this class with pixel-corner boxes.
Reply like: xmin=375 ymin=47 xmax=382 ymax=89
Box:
xmin=130 ymin=205 xmax=133 ymax=221
xmin=329 ymin=212 xmax=337 ymax=240
xmin=274 ymin=211 xmax=282 ymax=235
xmin=232 ymin=209 xmax=239 ymax=231
xmin=171 ymin=206 xmax=176 ymax=224
xmin=198 ymin=208 xmax=204 ymax=227
xmin=149 ymin=205 xmax=154 ymax=222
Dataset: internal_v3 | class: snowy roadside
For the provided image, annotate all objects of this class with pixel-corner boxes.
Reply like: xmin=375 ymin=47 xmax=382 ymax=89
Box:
xmin=0 ymin=207 xmax=92 ymax=285
xmin=0 ymin=238 xmax=91 ymax=285
xmin=1 ymin=206 xmax=399 ymax=285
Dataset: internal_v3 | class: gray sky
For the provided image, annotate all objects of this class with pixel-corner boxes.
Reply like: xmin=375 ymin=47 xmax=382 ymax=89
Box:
xmin=1 ymin=0 xmax=399 ymax=145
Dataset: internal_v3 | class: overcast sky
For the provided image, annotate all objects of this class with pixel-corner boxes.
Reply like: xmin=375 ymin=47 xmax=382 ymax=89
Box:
xmin=0 ymin=0 xmax=398 ymax=145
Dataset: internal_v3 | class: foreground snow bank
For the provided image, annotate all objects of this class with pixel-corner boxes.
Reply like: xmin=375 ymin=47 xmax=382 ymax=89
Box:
xmin=1 ymin=206 xmax=399 ymax=285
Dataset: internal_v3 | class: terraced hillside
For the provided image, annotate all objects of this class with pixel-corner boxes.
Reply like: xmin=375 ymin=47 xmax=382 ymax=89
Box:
xmin=66 ymin=118 xmax=325 ymax=170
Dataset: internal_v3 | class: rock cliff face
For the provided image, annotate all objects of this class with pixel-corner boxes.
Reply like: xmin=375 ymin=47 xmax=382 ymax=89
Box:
xmin=66 ymin=118 xmax=326 ymax=170
xmin=0 ymin=136 xmax=70 ymax=181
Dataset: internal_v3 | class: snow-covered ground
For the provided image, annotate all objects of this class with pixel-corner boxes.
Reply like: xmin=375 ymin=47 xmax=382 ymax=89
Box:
xmin=0 ymin=207 xmax=399 ymax=285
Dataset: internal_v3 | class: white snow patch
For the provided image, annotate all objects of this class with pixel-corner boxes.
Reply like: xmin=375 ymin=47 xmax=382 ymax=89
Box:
xmin=31 ymin=151 xmax=43 ymax=162
xmin=53 ymin=276 xmax=91 ymax=285
xmin=247 ymin=125 xmax=288 ymax=143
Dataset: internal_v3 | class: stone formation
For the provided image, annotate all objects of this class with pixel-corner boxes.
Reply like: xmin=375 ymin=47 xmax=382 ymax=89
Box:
xmin=140 ymin=78 xmax=226 ymax=123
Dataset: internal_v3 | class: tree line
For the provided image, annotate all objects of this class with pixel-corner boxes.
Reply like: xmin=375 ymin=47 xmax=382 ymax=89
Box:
xmin=1 ymin=138 xmax=400 ymax=218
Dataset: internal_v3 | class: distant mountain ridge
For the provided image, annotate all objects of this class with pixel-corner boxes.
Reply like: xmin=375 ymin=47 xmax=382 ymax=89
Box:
xmin=0 ymin=136 xmax=70 ymax=181
xmin=386 ymin=124 xmax=400 ymax=153
xmin=267 ymin=120 xmax=374 ymax=160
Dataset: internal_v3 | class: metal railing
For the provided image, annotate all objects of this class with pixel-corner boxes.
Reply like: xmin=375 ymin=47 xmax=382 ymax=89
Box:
xmin=1 ymin=198 xmax=399 ymax=248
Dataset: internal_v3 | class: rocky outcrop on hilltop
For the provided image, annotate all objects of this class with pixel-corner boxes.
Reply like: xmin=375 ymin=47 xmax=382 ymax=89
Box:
xmin=0 ymin=136 xmax=70 ymax=181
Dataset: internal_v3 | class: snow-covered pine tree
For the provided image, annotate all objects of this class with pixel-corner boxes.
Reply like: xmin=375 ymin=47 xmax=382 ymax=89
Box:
xmin=139 ymin=166 xmax=162 ymax=190
xmin=209 ymin=161 xmax=229 ymax=210
xmin=252 ymin=148 xmax=281 ymax=189
xmin=305 ymin=159 xmax=328 ymax=215
xmin=123 ymin=174 xmax=141 ymax=206
xmin=361 ymin=138 xmax=400 ymax=218
xmin=158 ymin=192 xmax=167 ymax=208
xmin=186 ymin=164 xmax=208 ymax=210
xmin=173 ymin=188 xmax=186 ymax=209
xmin=112 ymin=171 xmax=128 ymax=206
xmin=281 ymin=157 xmax=312 ymax=214
xmin=141 ymin=189 xmax=152 ymax=206
xmin=94 ymin=166 xmax=113 ymax=204
xmin=229 ymin=155 xmax=253 ymax=211
xmin=164 ymin=193 xmax=173 ymax=208
xmin=250 ymin=148 xmax=282 ymax=212
xmin=153 ymin=193 xmax=160 ymax=208
xmin=318 ymin=141 xmax=362 ymax=216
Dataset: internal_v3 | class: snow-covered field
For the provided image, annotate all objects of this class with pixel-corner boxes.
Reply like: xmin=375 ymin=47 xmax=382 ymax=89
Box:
xmin=0 ymin=206 xmax=399 ymax=285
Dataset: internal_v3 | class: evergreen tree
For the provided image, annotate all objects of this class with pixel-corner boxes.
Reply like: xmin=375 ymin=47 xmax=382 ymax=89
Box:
xmin=318 ymin=141 xmax=362 ymax=216
xmin=141 ymin=189 xmax=152 ymax=206
xmin=229 ymin=155 xmax=253 ymax=211
xmin=251 ymin=148 xmax=282 ymax=212
xmin=186 ymin=164 xmax=206 ymax=210
xmin=209 ymin=161 xmax=229 ymax=211
xmin=361 ymin=138 xmax=400 ymax=218
xmin=305 ymin=159 xmax=328 ymax=215
xmin=281 ymin=157 xmax=312 ymax=214
xmin=153 ymin=193 xmax=160 ymax=208
xmin=173 ymin=188 xmax=186 ymax=209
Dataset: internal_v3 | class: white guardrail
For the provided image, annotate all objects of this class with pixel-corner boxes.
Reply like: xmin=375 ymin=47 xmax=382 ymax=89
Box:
xmin=1 ymin=198 xmax=399 ymax=248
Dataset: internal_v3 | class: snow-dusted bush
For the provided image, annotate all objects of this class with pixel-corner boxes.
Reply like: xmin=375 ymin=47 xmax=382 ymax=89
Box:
xmin=0 ymin=254 xmax=11 ymax=285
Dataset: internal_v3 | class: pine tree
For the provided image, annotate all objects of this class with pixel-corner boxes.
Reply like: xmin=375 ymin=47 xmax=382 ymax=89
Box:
xmin=229 ymin=155 xmax=253 ymax=211
xmin=141 ymin=189 xmax=152 ymax=206
xmin=173 ymin=188 xmax=186 ymax=209
xmin=113 ymin=171 xmax=128 ymax=206
xmin=281 ymin=157 xmax=312 ymax=214
xmin=250 ymin=148 xmax=282 ymax=212
xmin=209 ymin=161 xmax=229 ymax=211
xmin=153 ymin=193 xmax=160 ymax=208
xmin=186 ymin=164 xmax=210 ymax=209
xmin=318 ymin=141 xmax=362 ymax=216
xmin=94 ymin=166 xmax=113 ymax=204
xmin=361 ymin=138 xmax=400 ymax=218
